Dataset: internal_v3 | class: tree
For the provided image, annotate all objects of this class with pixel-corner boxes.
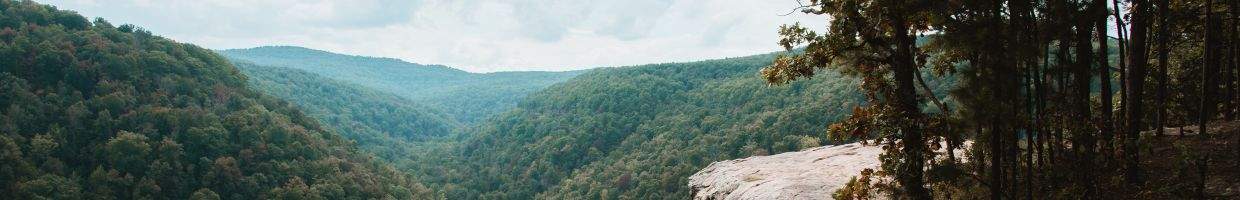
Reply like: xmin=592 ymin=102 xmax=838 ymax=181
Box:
xmin=104 ymin=131 xmax=151 ymax=175
xmin=190 ymin=188 xmax=222 ymax=200
xmin=1100 ymin=0 xmax=1117 ymax=154
xmin=1155 ymin=0 xmax=1170 ymax=139
xmin=763 ymin=1 xmax=939 ymax=198
xmin=1124 ymin=0 xmax=1152 ymax=186
xmin=17 ymin=174 xmax=82 ymax=200
xmin=1072 ymin=0 xmax=1105 ymax=195
xmin=269 ymin=177 xmax=326 ymax=200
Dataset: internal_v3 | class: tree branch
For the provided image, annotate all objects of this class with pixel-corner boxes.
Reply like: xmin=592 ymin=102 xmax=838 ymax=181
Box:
xmin=780 ymin=0 xmax=821 ymax=16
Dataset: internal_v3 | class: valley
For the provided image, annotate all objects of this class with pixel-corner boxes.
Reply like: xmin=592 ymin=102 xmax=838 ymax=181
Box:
xmin=226 ymin=46 xmax=955 ymax=199
xmin=6 ymin=0 xmax=1239 ymax=199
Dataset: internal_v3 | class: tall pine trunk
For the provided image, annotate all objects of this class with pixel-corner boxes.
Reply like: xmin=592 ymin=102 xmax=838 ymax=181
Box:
xmin=1124 ymin=0 xmax=1150 ymax=187
xmin=1230 ymin=1 xmax=1240 ymax=121
xmin=1113 ymin=0 xmax=1130 ymax=154
xmin=1231 ymin=0 xmax=1240 ymax=157
xmin=1156 ymin=0 xmax=1169 ymax=138
xmin=1073 ymin=3 xmax=1098 ymax=195
xmin=1202 ymin=1 xmax=1219 ymax=140
xmin=1230 ymin=0 xmax=1240 ymax=121
xmin=1150 ymin=0 xmax=1160 ymax=137
xmin=1098 ymin=0 xmax=1115 ymax=157
xmin=1226 ymin=12 xmax=1235 ymax=121
xmin=1010 ymin=0 xmax=1037 ymax=197
xmin=1037 ymin=43 xmax=1050 ymax=173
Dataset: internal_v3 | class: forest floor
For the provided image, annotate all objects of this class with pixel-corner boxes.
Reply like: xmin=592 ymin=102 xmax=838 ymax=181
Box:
xmin=1142 ymin=120 xmax=1240 ymax=199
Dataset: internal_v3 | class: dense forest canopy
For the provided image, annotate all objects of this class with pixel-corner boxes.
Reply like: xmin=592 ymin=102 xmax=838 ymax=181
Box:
xmin=233 ymin=62 xmax=459 ymax=165
xmin=400 ymin=53 xmax=955 ymax=199
xmin=0 ymin=1 xmax=433 ymax=199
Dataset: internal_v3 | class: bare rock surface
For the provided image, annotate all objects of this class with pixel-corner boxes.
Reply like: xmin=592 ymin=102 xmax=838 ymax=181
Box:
xmin=687 ymin=143 xmax=883 ymax=200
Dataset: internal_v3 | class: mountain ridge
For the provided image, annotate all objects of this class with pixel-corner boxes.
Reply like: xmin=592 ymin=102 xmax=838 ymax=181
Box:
xmin=222 ymin=46 xmax=465 ymax=74
xmin=219 ymin=46 xmax=585 ymax=124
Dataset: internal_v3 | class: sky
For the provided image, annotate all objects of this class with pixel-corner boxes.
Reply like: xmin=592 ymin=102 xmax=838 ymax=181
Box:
xmin=38 ymin=0 xmax=827 ymax=72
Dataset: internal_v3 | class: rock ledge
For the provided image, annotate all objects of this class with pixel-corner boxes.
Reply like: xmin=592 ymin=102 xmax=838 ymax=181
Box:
xmin=688 ymin=143 xmax=883 ymax=200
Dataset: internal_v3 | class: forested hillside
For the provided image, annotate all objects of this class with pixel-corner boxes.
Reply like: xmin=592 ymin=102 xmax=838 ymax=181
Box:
xmin=220 ymin=47 xmax=583 ymax=124
xmin=233 ymin=62 xmax=458 ymax=167
xmin=0 ymin=1 xmax=432 ymax=199
xmin=416 ymin=53 xmax=954 ymax=199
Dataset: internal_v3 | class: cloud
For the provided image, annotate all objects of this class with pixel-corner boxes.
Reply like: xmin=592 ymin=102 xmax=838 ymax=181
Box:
xmin=38 ymin=0 xmax=826 ymax=72
xmin=582 ymin=0 xmax=674 ymax=41
xmin=698 ymin=17 xmax=741 ymax=47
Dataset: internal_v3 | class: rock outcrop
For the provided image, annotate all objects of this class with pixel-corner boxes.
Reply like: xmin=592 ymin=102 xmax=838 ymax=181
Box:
xmin=688 ymin=143 xmax=883 ymax=200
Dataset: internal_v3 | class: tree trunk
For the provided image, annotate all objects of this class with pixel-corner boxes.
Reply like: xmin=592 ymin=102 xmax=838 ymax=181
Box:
xmin=1098 ymin=0 xmax=1115 ymax=156
xmin=1076 ymin=1 xmax=1106 ymax=195
xmin=1156 ymin=0 xmax=1170 ymax=138
xmin=1202 ymin=1 xmax=1220 ymax=140
xmin=1234 ymin=0 xmax=1240 ymax=120
xmin=1074 ymin=3 xmax=1098 ymax=196
xmin=1009 ymin=0 xmax=1037 ymax=197
xmin=1232 ymin=0 xmax=1240 ymax=158
xmin=1231 ymin=0 xmax=1240 ymax=121
xmin=890 ymin=16 xmax=931 ymax=200
xmin=1124 ymin=0 xmax=1150 ymax=187
xmin=990 ymin=121 xmax=1003 ymax=200
xmin=1114 ymin=0 xmax=1130 ymax=152
xmin=1226 ymin=14 xmax=1235 ymax=121
xmin=1021 ymin=52 xmax=1034 ymax=200
xmin=1039 ymin=43 xmax=1050 ymax=169
xmin=1226 ymin=5 xmax=1237 ymax=121
xmin=1055 ymin=11 xmax=1072 ymax=167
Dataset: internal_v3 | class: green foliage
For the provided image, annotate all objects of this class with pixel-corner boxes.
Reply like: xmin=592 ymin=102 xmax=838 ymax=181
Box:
xmin=227 ymin=47 xmax=953 ymax=199
xmin=833 ymin=169 xmax=883 ymax=200
xmin=103 ymin=131 xmax=151 ymax=174
xmin=234 ymin=62 xmax=456 ymax=153
xmin=189 ymin=188 xmax=221 ymax=200
xmin=0 ymin=1 xmax=434 ymax=199
xmin=17 ymin=174 xmax=81 ymax=200
xmin=403 ymin=52 xmax=955 ymax=199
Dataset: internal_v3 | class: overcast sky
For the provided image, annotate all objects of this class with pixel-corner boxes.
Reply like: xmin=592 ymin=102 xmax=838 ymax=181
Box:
xmin=37 ymin=0 xmax=825 ymax=72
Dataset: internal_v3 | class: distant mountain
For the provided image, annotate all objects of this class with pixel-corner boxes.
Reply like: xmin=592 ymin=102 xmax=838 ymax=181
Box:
xmin=219 ymin=46 xmax=583 ymax=124
xmin=0 ymin=1 xmax=432 ymax=199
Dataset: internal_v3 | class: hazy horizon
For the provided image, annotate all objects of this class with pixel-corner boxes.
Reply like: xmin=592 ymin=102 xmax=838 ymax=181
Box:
xmin=37 ymin=0 xmax=827 ymax=73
